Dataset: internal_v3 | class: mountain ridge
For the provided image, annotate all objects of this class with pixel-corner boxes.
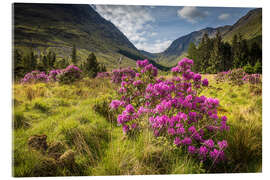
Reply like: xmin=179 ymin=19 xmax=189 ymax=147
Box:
xmin=141 ymin=8 xmax=262 ymax=66
xmin=13 ymin=3 xmax=167 ymax=70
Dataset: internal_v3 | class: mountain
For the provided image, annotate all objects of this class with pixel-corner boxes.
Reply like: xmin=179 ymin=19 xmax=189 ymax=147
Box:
xmin=13 ymin=3 xmax=166 ymax=70
xmin=155 ymin=25 xmax=231 ymax=65
xmin=223 ymin=8 xmax=262 ymax=43
xmin=148 ymin=8 xmax=262 ymax=66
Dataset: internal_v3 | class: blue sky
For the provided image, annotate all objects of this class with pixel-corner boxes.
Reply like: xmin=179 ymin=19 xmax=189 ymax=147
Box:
xmin=92 ymin=5 xmax=254 ymax=53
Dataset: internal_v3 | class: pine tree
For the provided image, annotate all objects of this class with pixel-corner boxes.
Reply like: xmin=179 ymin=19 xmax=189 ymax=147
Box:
xmin=22 ymin=49 xmax=37 ymax=73
xmin=13 ymin=49 xmax=24 ymax=78
xmin=232 ymin=34 xmax=241 ymax=68
xmin=71 ymin=44 xmax=77 ymax=65
xmin=83 ymin=53 xmax=99 ymax=78
xmin=187 ymin=42 xmax=199 ymax=71
xmin=208 ymin=31 xmax=223 ymax=73
xmin=199 ymin=33 xmax=213 ymax=73
xmin=250 ymin=42 xmax=262 ymax=66
xmin=41 ymin=54 xmax=49 ymax=70
xmin=30 ymin=51 xmax=37 ymax=71
xmin=221 ymin=42 xmax=232 ymax=71
xmin=47 ymin=51 xmax=56 ymax=69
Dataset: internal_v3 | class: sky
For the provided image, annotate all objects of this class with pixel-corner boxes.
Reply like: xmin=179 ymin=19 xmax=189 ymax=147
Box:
xmin=92 ymin=5 xmax=254 ymax=53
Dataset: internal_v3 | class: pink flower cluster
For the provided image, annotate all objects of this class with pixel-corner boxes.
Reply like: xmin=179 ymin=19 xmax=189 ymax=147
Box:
xmin=110 ymin=58 xmax=229 ymax=164
xmin=111 ymin=67 xmax=136 ymax=84
xmin=21 ymin=65 xmax=82 ymax=84
xmin=96 ymin=72 xmax=111 ymax=79
xmin=242 ymin=74 xmax=262 ymax=84
xmin=21 ymin=70 xmax=51 ymax=83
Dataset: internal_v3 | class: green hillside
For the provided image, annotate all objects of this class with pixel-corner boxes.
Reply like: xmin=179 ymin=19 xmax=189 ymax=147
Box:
xmin=13 ymin=3 xmax=164 ymax=70
xmin=223 ymin=8 xmax=262 ymax=43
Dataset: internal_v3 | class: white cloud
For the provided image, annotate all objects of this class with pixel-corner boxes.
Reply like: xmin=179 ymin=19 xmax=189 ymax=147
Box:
xmin=150 ymin=32 xmax=158 ymax=37
xmin=136 ymin=39 xmax=172 ymax=53
xmin=177 ymin=7 xmax=209 ymax=23
xmin=93 ymin=5 xmax=155 ymax=45
xmin=218 ymin=13 xmax=230 ymax=20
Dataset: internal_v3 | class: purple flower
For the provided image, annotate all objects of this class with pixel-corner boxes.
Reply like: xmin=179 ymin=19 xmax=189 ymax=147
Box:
xmin=174 ymin=137 xmax=181 ymax=146
xmin=188 ymin=126 xmax=197 ymax=134
xmin=133 ymin=80 xmax=143 ymax=86
xmin=171 ymin=66 xmax=180 ymax=73
xmin=176 ymin=127 xmax=185 ymax=134
xmin=204 ymin=139 xmax=214 ymax=148
xmin=168 ymin=128 xmax=176 ymax=135
xmin=110 ymin=100 xmax=121 ymax=109
xmin=188 ymin=145 xmax=196 ymax=154
xmin=199 ymin=146 xmax=208 ymax=158
xmin=218 ymin=140 xmax=228 ymax=149
xmin=123 ymin=125 xmax=130 ymax=133
xmin=182 ymin=137 xmax=192 ymax=145
xmin=202 ymin=78 xmax=209 ymax=86
xmin=125 ymin=104 xmax=135 ymax=114
xmin=194 ymin=74 xmax=202 ymax=81
xmin=136 ymin=59 xmax=149 ymax=68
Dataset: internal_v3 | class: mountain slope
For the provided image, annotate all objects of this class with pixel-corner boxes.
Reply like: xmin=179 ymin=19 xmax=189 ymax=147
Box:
xmin=223 ymin=8 xmax=262 ymax=43
xmin=151 ymin=8 xmax=262 ymax=66
xmin=13 ymin=3 xmax=165 ymax=70
xmin=155 ymin=26 xmax=231 ymax=65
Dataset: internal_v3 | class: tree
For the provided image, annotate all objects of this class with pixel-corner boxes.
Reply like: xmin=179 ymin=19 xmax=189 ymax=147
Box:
xmin=82 ymin=53 xmax=99 ymax=78
xmin=54 ymin=58 xmax=69 ymax=69
xmin=187 ymin=42 xmax=199 ymax=72
xmin=13 ymin=49 xmax=24 ymax=78
xmin=250 ymin=42 xmax=262 ymax=66
xmin=47 ymin=51 xmax=56 ymax=69
xmin=254 ymin=61 xmax=262 ymax=74
xmin=71 ymin=44 xmax=77 ymax=65
xmin=208 ymin=31 xmax=223 ymax=73
xmin=41 ymin=54 xmax=49 ymax=70
xmin=199 ymin=33 xmax=213 ymax=73
xmin=30 ymin=51 xmax=37 ymax=71
xmin=22 ymin=49 xmax=37 ymax=73
xmin=221 ymin=42 xmax=232 ymax=71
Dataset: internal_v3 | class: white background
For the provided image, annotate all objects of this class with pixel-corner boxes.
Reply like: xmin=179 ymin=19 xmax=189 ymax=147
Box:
xmin=1 ymin=0 xmax=268 ymax=179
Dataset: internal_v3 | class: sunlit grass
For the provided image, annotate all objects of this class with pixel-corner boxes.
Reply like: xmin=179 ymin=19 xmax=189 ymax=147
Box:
xmin=12 ymin=75 xmax=262 ymax=176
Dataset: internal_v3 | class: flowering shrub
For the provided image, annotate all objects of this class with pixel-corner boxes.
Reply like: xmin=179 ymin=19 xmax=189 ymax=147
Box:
xmin=21 ymin=70 xmax=49 ymax=83
xmin=55 ymin=65 xmax=82 ymax=84
xmin=48 ymin=69 xmax=62 ymax=81
xmin=96 ymin=72 xmax=111 ymax=79
xmin=214 ymin=72 xmax=228 ymax=84
xmin=21 ymin=65 xmax=82 ymax=84
xmin=215 ymin=68 xmax=247 ymax=85
xmin=111 ymin=67 xmax=136 ymax=84
xmin=242 ymin=74 xmax=262 ymax=85
xmin=110 ymin=58 xmax=229 ymax=164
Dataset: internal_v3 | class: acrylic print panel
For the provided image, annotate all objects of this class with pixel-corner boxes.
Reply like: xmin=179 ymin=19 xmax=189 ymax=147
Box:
xmin=12 ymin=2 xmax=262 ymax=177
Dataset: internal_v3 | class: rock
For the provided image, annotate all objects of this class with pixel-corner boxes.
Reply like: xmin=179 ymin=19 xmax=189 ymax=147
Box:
xmin=59 ymin=150 xmax=75 ymax=167
xmin=28 ymin=135 xmax=48 ymax=151
xmin=33 ymin=157 xmax=58 ymax=177
xmin=47 ymin=142 xmax=66 ymax=160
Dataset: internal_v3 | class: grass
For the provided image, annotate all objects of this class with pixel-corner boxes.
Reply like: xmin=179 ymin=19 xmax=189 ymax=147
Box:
xmin=12 ymin=75 xmax=262 ymax=176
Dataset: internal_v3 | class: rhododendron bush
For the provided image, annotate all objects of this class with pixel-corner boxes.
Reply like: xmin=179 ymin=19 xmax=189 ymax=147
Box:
xmin=21 ymin=65 xmax=82 ymax=84
xmin=110 ymin=58 xmax=229 ymax=164
xmin=215 ymin=68 xmax=262 ymax=85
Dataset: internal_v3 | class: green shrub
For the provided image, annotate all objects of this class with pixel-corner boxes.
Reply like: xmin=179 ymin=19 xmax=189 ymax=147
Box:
xmin=93 ymin=95 xmax=117 ymax=123
xmin=243 ymin=63 xmax=254 ymax=74
xmin=254 ymin=61 xmax=262 ymax=74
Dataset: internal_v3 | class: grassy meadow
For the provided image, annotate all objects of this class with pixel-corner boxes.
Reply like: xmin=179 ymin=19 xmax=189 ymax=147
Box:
xmin=12 ymin=74 xmax=262 ymax=177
